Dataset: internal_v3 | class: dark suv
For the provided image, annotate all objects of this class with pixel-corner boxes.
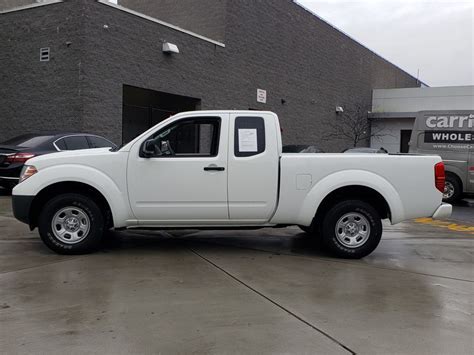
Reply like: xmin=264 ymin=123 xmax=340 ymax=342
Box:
xmin=0 ymin=133 xmax=116 ymax=190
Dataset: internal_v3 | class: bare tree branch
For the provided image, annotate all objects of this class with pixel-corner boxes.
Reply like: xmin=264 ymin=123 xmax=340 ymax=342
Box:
xmin=322 ymin=103 xmax=390 ymax=148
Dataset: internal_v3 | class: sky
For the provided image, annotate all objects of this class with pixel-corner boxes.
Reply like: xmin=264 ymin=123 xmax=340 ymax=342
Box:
xmin=297 ymin=0 xmax=474 ymax=87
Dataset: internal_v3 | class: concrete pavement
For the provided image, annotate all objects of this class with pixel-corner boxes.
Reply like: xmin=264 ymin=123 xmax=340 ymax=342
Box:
xmin=451 ymin=198 xmax=474 ymax=224
xmin=0 ymin=195 xmax=473 ymax=354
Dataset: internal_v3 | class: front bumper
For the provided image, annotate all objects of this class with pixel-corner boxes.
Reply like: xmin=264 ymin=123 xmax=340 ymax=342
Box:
xmin=432 ymin=203 xmax=452 ymax=220
xmin=12 ymin=195 xmax=34 ymax=225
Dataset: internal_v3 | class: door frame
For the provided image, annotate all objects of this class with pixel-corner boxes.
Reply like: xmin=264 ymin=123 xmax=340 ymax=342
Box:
xmin=126 ymin=113 xmax=230 ymax=225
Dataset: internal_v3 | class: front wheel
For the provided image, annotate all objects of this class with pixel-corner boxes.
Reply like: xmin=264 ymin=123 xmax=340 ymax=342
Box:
xmin=38 ymin=193 xmax=104 ymax=254
xmin=321 ymin=200 xmax=382 ymax=259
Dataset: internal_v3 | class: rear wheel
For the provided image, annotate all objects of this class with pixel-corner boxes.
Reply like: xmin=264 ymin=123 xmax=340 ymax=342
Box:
xmin=38 ymin=193 xmax=104 ymax=254
xmin=321 ymin=200 xmax=382 ymax=259
xmin=443 ymin=174 xmax=462 ymax=204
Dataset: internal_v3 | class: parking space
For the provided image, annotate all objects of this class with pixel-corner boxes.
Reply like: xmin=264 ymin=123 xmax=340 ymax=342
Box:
xmin=0 ymin=194 xmax=473 ymax=354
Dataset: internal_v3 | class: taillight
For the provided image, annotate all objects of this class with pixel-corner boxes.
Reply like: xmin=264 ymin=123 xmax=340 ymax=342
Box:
xmin=5 ymin=152 xmax=36 ymax=164
xmin=434 ymin=162 xmax=445 ymax=193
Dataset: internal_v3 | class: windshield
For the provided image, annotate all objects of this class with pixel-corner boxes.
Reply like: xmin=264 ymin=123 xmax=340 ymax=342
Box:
xmin=1 ymin=134 xmax=54 ymax=148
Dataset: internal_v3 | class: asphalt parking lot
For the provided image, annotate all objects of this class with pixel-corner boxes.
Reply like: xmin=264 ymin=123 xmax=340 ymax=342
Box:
xmin=0 ymin=192 xmax=472 ymax=354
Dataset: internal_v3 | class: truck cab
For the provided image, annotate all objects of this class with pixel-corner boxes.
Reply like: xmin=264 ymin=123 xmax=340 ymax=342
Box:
xmin=127 ymin=112 xmax=281 ymax=224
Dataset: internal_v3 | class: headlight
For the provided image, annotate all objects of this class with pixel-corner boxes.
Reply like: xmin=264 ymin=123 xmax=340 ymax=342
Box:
xmin=19 ymin=165 xmax=38 ymax=184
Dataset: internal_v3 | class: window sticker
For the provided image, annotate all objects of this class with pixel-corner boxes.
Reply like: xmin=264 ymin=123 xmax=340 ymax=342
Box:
xmin=238 ymin=128 xmax=258 ymax=152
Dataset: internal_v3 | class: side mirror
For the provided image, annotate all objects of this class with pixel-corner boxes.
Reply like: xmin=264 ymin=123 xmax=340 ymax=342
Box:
xmin=142 ymin=139 xmax=156 ymax=157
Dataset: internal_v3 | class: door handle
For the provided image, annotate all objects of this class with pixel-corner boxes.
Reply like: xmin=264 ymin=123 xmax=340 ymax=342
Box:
xmin=204 ymin=166 xmax=225 ymax=171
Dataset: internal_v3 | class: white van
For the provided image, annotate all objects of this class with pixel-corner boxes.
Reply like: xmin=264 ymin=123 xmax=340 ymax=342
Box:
xmin=409 ymin=111 xmax=474 ymax=203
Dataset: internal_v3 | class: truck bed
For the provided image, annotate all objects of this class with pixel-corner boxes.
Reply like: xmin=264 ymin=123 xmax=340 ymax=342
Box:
xmin=271 ymin=153 xmax=442 ymax=225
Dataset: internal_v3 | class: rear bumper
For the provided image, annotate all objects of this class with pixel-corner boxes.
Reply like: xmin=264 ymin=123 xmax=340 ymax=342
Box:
xmin=0 ymin=165 xmax=22 ymax=188
xmin=12 ymin=195 xmax=34 ymax=225
xmin=432 ymin=203 xmax=452 ymax=220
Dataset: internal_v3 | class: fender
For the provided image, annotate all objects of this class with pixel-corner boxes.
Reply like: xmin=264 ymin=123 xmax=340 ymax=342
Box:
xmin=14 ymin=164 xmax=132 ymax=228
xmin=296 ymin=169 xmax=405 ymax=225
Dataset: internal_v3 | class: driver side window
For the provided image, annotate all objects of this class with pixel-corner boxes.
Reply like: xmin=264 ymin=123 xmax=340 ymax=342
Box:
xmin=146 ymin=118 xmax=221 ymax=157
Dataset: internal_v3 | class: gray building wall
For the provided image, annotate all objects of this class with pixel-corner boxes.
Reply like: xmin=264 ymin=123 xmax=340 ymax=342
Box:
xmin=118 ymin=0 xmax=227 ymax=42
xmin=0 ymin=0 xmax=39 ymax=11
xmin=0 ymin=0 xmax=85 ymax=138
xmin=0 ymin=0 xmax=420 ymax=151
xmin=220 ymin=0 xmax=420 ymax=148
xmin=372 ymin=86 xmax=474 ymax=112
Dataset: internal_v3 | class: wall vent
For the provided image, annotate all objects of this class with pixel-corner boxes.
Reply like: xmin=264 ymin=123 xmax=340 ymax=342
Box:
xmin=39 ymin=47 xmax=50 ymax=62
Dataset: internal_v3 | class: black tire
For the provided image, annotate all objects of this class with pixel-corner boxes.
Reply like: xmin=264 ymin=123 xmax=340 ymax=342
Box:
xmin=443 ymin=174 xmax=462 ymax=204
xmin=38 ymin=193 xmax=104 ymax=255
xmin=321 ymin=200 xmax=382 ymax=259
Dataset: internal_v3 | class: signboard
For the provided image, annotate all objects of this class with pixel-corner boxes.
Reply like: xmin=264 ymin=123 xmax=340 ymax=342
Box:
xmin=425 ymin=114 xmax=474 ymax=129
xmin=425 ymin=131 xmax=473 ymax=144
xmin=257 ymin=89 xmax=267 ymax=104
xmin=420 ymin=113 xmax=474 ymax=150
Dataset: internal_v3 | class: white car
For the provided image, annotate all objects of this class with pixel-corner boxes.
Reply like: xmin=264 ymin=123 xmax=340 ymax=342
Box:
xmin=12 ymin=111 xmax=451 ymax=258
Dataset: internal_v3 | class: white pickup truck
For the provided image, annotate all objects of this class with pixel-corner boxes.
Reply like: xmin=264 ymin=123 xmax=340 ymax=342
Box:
xmin=12 ymin=111 xmax=452 ymax=258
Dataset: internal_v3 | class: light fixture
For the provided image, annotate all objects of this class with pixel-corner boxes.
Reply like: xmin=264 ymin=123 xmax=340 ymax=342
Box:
xmin=162 ymin=42 xmax=179 ymax=54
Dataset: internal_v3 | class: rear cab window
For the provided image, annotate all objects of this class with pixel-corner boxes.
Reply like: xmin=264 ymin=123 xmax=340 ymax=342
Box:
xmin=234 ymin=116 xmax=266 ymax=157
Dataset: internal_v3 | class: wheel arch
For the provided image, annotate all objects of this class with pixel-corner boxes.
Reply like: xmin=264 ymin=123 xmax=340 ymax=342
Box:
xmin=313 ymin=185 xmax=391 ymax=227
xmin=14 ymin=164 xmax=132 ymax=229
xmin=29 ymin=181 xmax=114 ymax=230
xmin=297 ymin=170 xmax=405 ymax=226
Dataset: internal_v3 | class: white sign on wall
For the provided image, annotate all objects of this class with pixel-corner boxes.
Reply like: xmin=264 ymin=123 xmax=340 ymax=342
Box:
xmin=257 ymin=89 xmax=267 ymax=104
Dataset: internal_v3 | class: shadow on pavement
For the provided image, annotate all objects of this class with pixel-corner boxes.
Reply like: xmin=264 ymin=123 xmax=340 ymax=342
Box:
xmin=452 ymin=197 xmax=474 ymax=207
xmin=100 ymin=229 xmax=329 ymax=258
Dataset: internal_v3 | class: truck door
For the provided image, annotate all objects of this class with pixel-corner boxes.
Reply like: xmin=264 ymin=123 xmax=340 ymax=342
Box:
xmin=227 ymin=113 xmax=280 ymax=222
xmin=127 ymin=114 xmax=229 ymax=224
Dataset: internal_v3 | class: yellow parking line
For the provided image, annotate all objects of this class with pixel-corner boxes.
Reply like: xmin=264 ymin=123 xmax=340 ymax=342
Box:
xmin=414 ymin=218 xmax=474 ymax=235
